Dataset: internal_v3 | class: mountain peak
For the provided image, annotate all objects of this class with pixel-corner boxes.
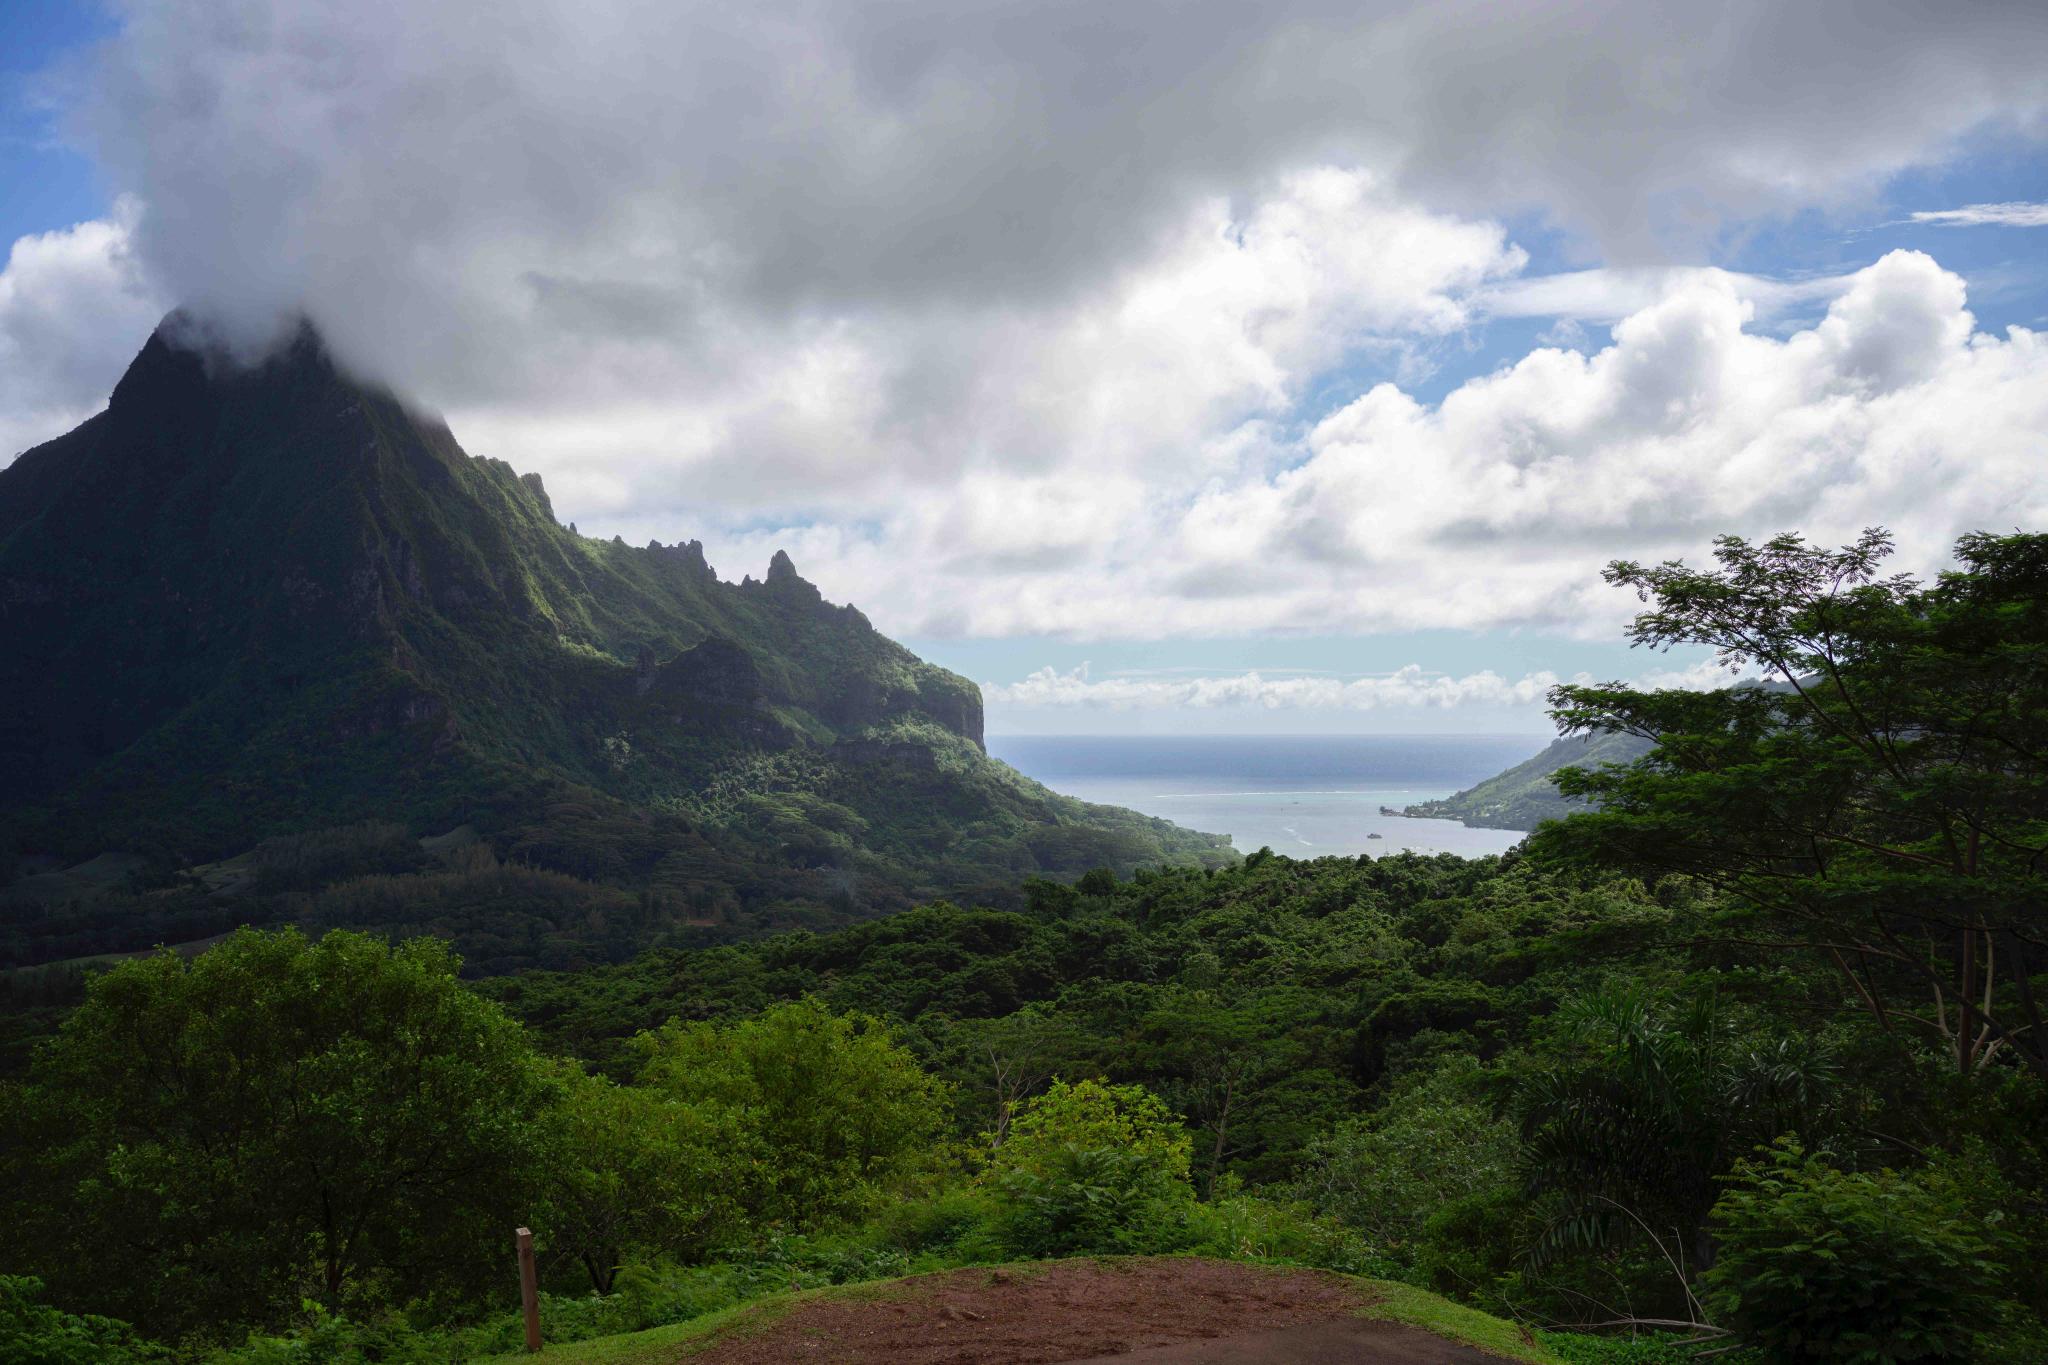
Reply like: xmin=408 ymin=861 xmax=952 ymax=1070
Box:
xmin=104 ymin=310 xmax=386 ymax=415
xmin=0 ymin=320 xmax=993 ymax=840
xmin=0 ymin=314 xmax=1229 ymax=933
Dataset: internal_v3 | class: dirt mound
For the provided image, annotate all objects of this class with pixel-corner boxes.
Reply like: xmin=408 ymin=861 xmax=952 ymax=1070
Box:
xmin=685 ymin=1257 xmax=1508 ymax=1364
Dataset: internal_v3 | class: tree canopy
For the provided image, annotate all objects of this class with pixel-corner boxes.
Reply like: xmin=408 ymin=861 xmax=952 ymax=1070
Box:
xmin=1535 ymin=530 xmax=2048 ymax=1081
xmin=3 ymin=929 xmax=554 ymax=1334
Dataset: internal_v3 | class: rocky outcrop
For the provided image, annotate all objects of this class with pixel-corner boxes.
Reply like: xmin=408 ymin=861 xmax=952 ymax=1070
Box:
xmin=754 ymin=548 xmax=824 ymax=605
xmin=648 ymin=539 xmax=717 ymax=583
xmin=518 ymin=471 xmax=553 ymax=518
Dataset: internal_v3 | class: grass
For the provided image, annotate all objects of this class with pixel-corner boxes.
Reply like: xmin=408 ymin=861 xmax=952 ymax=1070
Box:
xmin=489 ymin=1256 xmax=1561 ymax=1364
xmin=1361 ymin=1279 xmax=1562 ymax=1362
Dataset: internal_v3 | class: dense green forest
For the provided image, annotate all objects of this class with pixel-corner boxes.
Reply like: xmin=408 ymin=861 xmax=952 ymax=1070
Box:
xmin=2 ymin=528 xmax=2043 ymax=1365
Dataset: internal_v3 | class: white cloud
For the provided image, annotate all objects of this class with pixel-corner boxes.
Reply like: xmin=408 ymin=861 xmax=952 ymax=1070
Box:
xmin=0 ymin=203 xmax=167 ymax=460
xmin=738 ymin=250 xmax=2048 ymax=641
xmin=74 ymin=0 xmax=2048 ymax=405
xmin=980 ymin=656 xmax=1749 ymax=712
xmin=1909 ymin=201 xmax=2048 ymax=227
xmin=448 ymin=167 xmax=1525 ymax=518
xmin=985 ymin=664 xmax=1574 ymax=711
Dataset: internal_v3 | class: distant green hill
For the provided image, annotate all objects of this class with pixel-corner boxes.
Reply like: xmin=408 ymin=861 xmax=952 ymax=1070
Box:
xmin=1398 ymin=729 xmax=1652 ymax=831
xmin=0 ymin=318 xmax=1229 ymax=957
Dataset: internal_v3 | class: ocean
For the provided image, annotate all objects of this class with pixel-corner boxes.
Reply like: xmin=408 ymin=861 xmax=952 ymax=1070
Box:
xmin=987 ymin=733 xmax=1544 ymax=859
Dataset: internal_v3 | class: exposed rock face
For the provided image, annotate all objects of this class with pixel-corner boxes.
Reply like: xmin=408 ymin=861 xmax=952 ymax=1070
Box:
xmin=924 ymin=684 xmax=985 ymax=750
xmin=647 ymin=539 xmax=717 ymax=583
xmin=753 ymin=548 xmax=824 ymax=607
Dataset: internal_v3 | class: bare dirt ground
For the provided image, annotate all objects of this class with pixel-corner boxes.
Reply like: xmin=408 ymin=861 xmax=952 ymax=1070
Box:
xmin=684 ymin=1258 xmax=1512 ymax=1364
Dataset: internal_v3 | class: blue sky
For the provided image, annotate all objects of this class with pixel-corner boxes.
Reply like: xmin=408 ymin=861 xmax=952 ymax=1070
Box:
xmin=3 ymin=1 xmax=2045 ymax=736
xmin=0 ymin=1 xmax=109 ymax=245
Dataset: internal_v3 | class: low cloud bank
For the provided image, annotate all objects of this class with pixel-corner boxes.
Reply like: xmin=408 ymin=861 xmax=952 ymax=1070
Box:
xmin=982 ymin=659 xmax=1745 ymax=712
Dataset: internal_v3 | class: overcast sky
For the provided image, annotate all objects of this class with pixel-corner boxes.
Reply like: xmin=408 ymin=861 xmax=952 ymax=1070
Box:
xmin=3 ymin=0 xmax=2045 ymax=735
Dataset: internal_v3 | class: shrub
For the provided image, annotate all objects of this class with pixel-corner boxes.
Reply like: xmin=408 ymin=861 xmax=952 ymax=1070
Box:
xmin=1707 ymin=1141 xmax=2005 ymax=1363
xmin=1414 ymin=1187 xmax=1521 ymax=1299
xmin=205 ymin=1307 xmax=440 ymax=1365
xmin=0 ymin=1276 xmax=162 ymax=1365
xmin=1182 ymin=1192 xmax=1381 ymax=1275
xmin=863 ymin=1186 xmax=999 ymax=1260
xmin=1539 ymin=1332 xmax=1707 ymax=1364
xmin=981 ymin=1078 xmax=1195 ymax=1257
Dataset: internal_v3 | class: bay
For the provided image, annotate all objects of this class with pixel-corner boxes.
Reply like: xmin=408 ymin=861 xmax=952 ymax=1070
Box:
xmin=988 ymin=733 xmax=1543 ymax=859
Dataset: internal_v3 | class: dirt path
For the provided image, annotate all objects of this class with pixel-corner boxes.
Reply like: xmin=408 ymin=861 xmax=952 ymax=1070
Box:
xmin=683 ymin=1258 xmax=1511 ymax=1364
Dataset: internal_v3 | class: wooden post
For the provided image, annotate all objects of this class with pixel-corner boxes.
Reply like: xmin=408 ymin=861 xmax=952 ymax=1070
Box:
xmin=515 ymin=1225 xmax=541 ymax=1352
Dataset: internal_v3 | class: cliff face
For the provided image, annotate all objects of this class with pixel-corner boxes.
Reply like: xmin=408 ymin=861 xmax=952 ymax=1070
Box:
xmin=0 ymin=318 xmax=1054 ymax=876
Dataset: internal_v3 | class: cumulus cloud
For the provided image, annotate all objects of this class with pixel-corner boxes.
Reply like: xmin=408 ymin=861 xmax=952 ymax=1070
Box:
xmin=0 ymin=201 xmax=167 ymax=459
xmin=1908 ymin=201 xmax=2048 ymax=227
xmin=727 ymin=250 xmax=2048 ymax=640
xmin=985 ymin=664 xmax=1574 ymax=711
xmin=445 ymin=166 xmax=1524 ymax=518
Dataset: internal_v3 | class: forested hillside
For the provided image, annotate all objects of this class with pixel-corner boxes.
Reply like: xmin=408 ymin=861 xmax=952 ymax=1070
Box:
xmin=1399 ymin=730 xmax=1652 ymax=831
xmin=0 ymin=318 xmax=1229 ymax=968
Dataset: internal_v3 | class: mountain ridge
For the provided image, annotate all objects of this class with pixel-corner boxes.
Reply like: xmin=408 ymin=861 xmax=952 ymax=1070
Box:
xmin=0 ymin=316 xmax=1229 ymax=942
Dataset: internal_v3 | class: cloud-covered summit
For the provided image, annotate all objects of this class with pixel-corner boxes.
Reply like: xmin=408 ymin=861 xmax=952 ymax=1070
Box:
xmin=3 ymin=0 xmax=2045 ymax=662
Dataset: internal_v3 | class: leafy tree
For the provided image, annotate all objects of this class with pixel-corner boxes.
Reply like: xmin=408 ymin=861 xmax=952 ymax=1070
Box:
xmin=941 ymin=1007 xmax=1092 ymax=1149
xmin=981 ymin=1077 xmax=1195 ymax=1257
xmin=1076 ymin=868 xmax=1119 ymax=897
xmin=534 ymin=1066 xmax=743 ymax=1291
xmin=6 ymin=929 xmax=553 ymax=1335
xmin=635 ymin=998 xmax=949 ymax=1229
xmin=1708 ymin=1140 xmax=2006 ymax=1362
xmin=1536 ymin=530 xmax=2048 ymax=1081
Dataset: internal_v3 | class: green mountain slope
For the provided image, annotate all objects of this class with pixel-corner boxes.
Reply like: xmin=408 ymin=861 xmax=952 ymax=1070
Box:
xmin=1398 ymin=729 xmax=1652 ymax=831
xmin=0 ymin=318 xmax=1229 ymax=936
